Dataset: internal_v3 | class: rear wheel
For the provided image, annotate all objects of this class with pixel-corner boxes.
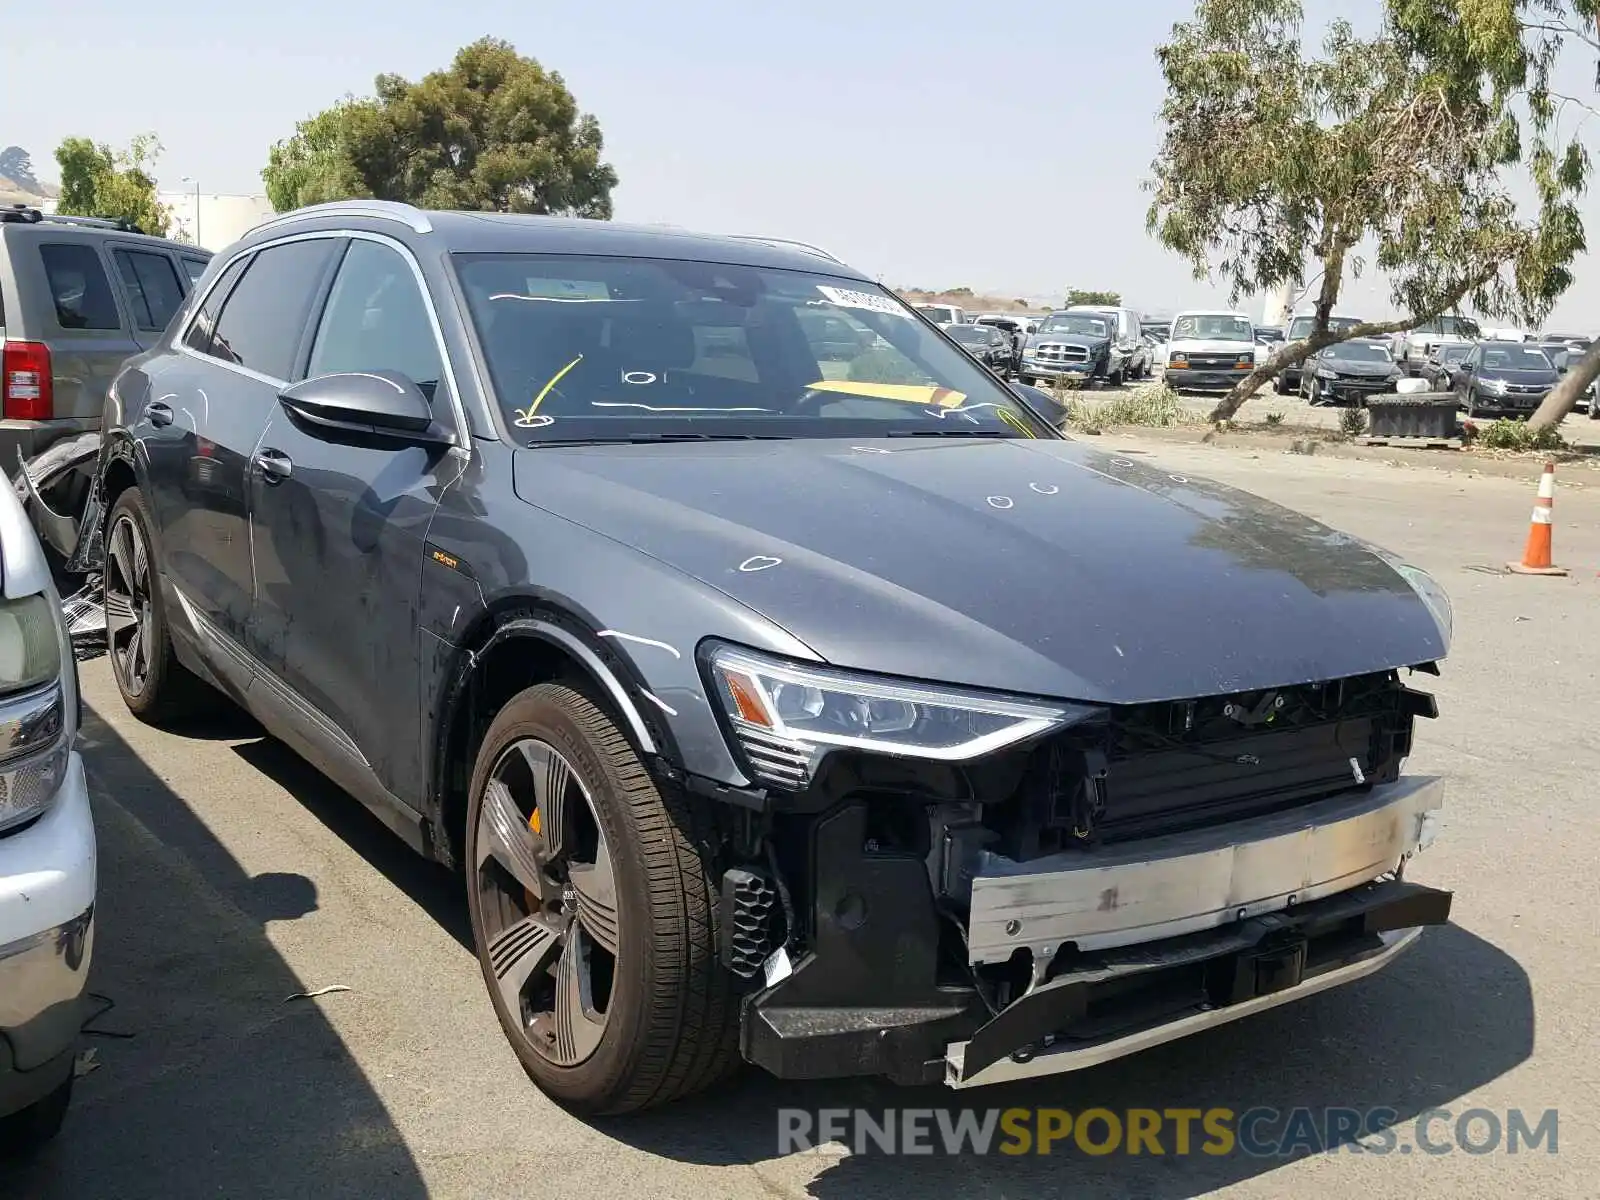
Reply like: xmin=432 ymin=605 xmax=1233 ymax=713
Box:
xmin=104 ymin=489 xmax=204 ymax=722
xmin=465 ymin=683 xmax=740 ymax=1114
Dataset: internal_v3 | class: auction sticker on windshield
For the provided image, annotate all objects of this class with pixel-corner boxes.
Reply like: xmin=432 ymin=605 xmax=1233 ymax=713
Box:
xmin=807 ymin=380 xmax=968 ymax=408
xmin=816 ymin=285 xmax=912 ymax=318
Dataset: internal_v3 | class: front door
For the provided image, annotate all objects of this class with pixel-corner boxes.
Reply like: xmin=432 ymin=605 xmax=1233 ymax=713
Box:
xmin=142 ymin=237 xmax=342 ymax=658
xmin=246 ymin=235 xmax=460 ymax=808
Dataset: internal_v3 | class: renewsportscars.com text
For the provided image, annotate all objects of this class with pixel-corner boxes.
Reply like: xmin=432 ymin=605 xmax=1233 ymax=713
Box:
xmin=777 ymin=1106 xmax=1559 ymax=1158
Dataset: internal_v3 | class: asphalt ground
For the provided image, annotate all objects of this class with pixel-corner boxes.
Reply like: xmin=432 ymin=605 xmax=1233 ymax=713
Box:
xmin=8 ymin=439 xmax=1597 ymax=1199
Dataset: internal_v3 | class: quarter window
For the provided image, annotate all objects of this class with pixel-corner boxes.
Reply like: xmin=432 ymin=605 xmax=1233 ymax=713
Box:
xmin=183 ymin=257 xmax=248 ymax=356
xmin=39 ymin=243 xmax=121 ymax=331
xmin=181 ymin=258 xmax=209 ymax=286
xmin=203 ymin=238 xmax=340 ymax=379
xmin=113 ymin=249 xmax=186 ymax=331
xmin=307 ymin=240 xmax=443 ymax=398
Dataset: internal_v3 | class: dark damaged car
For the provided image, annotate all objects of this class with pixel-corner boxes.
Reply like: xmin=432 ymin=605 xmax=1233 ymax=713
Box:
xmin=24 ymin=203 xmax=1453 ymax=1114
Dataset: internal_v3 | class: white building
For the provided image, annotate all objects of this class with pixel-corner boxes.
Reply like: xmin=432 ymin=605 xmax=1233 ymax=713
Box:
xmin=158 ymin=191 xmax=276 ymax=252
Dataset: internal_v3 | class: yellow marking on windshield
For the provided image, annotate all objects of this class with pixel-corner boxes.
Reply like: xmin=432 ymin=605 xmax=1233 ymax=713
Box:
xmin=806 ymin=380 xmax=968 ymax=408
xmin=995 ymin=408 xmax=1037 ymax=438
xmin=524 ymin=354 xmax=585 ymax=416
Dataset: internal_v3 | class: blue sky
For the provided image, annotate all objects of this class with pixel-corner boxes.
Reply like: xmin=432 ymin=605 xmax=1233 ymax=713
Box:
xmin=5 ymin=0 xmax=1599 ymax=325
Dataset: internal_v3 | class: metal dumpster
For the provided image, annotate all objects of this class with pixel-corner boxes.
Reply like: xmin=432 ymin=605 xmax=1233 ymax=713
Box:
xmin=1365 ymin=393 xmax=1459 ymax=440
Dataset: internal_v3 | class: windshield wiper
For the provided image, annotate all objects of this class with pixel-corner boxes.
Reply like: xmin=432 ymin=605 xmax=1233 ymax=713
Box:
xmin=884 ymin=428 xmax=1021 ymax=439
xmin=528 ymin=432 xmax=797 ymax=446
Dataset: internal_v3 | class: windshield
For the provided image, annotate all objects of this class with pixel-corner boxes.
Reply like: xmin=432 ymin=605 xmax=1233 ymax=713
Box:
xmin=1480 ymin=345 xmax=1554 ymax=370
xmin=1039 ymin=314 xmax=1110 ymax=337
xmin=947 ymin=325 xmax=989 ymax=344
xmin=1327 ymin=341 xmax=1392 ymax=363
xmin=1287 ymin=315 xmax=1362 ymax=340
xmin=916 ymin=305 xmax=959 ymax=324
xmin=455 ymin=254 xmax=1054 ymax=443
xmin=1416 ymin=315 xmax=1478 ymax=336
xmin=1439 ymin=344 xmax=1470 ymax=362
xmin=1172 ymin=314 xmax=1253 ymax=341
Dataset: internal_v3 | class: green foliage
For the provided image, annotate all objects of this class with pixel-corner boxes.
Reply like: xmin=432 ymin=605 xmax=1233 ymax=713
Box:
xmin=1339 ymin=407 xmax=1369 ymax=438
xmin=1065 ymin=289 xmax=1122 ymax=307
xmin=1146 ymin=0 xmax=1589 ymax=420
xmin=1069 ymin=382 xmax=1194 ymax=432
xmin=1476 ymin=417 xmax=1567 ymax=450
xmin=262 ymin=38 xmax=617 ymax=216
xmin=0 ymin=146 xmax=41 ymax=192
xmin=1265 ymin=411 xmax=1285 ymax=425
xmin=53 ymin=134 xmax=170 ymax=236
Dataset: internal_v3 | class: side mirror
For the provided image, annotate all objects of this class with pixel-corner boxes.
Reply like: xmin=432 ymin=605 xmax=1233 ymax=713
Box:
xmin=1009 ymin=380 xmax=1066 ymax=421
xmin=279 ymin=371 xmax=452 ymax=446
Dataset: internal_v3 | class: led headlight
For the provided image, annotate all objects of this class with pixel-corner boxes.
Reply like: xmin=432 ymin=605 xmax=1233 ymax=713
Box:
xmin=0 ymin=593 xmax=73 ymax=833
xmin=1317 ymin=367 xmax=1338 ymax=380
xmin=1480 ymin=378 xmax=1508 ymax=395
xmin=706 ymin=645 xmax=1084 ymax=788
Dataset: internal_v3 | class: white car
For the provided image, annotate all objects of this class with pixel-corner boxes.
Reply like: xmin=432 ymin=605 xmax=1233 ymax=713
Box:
xmin=0 ymin=473 xmax=92 ymax=1159
xmin=1162 ymin=310 xmax=1261 ymax=391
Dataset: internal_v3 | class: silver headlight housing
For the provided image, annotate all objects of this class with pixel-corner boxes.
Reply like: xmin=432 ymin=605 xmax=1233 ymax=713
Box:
xmin=0 ymin=592 xmax=75 ymax=833
xmin=706 ymin=645 xmax=1083 ymax=789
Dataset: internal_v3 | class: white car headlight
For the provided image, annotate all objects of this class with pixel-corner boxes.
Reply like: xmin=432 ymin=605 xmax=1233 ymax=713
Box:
xmin=706 ymin=645 xmax=1085 ymax=788
xmin=1317 ymin=367 xmax=1338 ymax=380
xmin=0 ymin=592 xmax=73 ymax=833
xmin=1481 ymin=378 xmax=1508 ymax=394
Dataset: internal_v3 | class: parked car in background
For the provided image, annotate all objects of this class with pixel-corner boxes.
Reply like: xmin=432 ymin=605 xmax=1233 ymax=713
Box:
xmin=1537 ymin=345 xmax=1599 ymax=416
xmin=0 ymin=473 xmax=92 ymax=1160
xmin=1277 ymin=312 xmax=1364 ymax=394
xmin=0 ymin=206 xmax=211 ymax=469
xmin=914 ymin=302 xmax=966 ymax=326
xmin=1163 ymin=310 xmax=1258 ymax=391
xmin=1395 ymin=315 xmax=1479 ymax=377
xmin=1299 ymin=339 xmax=1403 ymax=406
xmin=971 ymin=313 xmax=1028 ymax=360
xmin=1255 ymin=326 xmax=1285 ymax=350
xmin=1537 ymin=332 xmax=1591 ymax=353
xmin=1018 ymin=310 xmax=1125 ymax=386
xmin=1067 ymin=306 xmax=1149 ymax=380
xmin=1421 ymin=342 xmax=1473 ymax=391
xmin=62 ymin=201 xmax=1455 ymax=1116
xmin=946 ymin=322 xmax=1015 ymax=375
xmin=1454 ymin=341 xmax=1559 ymax=418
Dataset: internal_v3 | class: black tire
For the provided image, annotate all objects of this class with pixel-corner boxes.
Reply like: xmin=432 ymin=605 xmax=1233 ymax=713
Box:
xmin=103 ymin=488 xmax=206 ymax=723
xmin=1274 ymin=373 xmax=1290 ymax=395
xmin=0 ymin=1077 xmax=71 ymax=1161
xmin=1465 ymin=390 xmax=1478 ymax=420
xmin=465 ymin=683 xmax=740 ymax=1115
xmin=1108 ymin=365 xmax=1125 ymax=386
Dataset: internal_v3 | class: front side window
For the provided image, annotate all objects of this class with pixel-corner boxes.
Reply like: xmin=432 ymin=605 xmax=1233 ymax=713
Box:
xmin=455 ymin=255 xmax=1054 ymax=443
xmin=113 ymin=249 xmax=185 ymax=331
xmin=308 ymin=239 xmax=443 ymax=398
xmin=204 ymin=238 xmax=340 ymax=379
xmin=39 ymin=243 xmax=120 ymax=331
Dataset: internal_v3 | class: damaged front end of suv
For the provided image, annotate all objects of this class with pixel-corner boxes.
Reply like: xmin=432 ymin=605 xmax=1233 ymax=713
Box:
xmin=710 ymin=652 xmax=1447 ymax=1089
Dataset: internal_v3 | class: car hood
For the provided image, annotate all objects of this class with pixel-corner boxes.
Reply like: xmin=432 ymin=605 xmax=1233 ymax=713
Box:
xmin=1479 ymin=368 xmax=1558 ymax=384
xmin=509 ymin=439 xmax=1446 ymax=705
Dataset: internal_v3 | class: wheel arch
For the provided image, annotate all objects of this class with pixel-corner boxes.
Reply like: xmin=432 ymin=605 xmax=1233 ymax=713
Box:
xmin=429 ymin=598 xmax=679 ymax=872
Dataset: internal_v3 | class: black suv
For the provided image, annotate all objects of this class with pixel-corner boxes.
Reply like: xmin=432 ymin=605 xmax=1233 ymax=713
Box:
xmin=75 ymin=201 xmax=1453 ymax=1115
xmin=0 ymin=205 xmax=210 ymax=467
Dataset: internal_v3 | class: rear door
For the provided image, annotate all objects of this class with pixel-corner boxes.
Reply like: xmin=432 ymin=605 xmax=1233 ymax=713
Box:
xmin=31 ymin=234 xmax=140 ymax=427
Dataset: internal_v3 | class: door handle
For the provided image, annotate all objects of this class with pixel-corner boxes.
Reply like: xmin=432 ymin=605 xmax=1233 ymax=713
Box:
xmin=146 ymin=400 xmax=174 ymax=427
xmin=254 ymin=448 xmax=293 ymax=483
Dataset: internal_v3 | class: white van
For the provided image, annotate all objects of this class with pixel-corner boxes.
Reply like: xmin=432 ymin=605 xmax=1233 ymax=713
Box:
xmin=914 ymin=303 xmax=967 ymax=326
xmin=1163 ymin=310 xmax=1259 ymax=391
xmin=1066 ymin=306 xmax=1151 ymax=380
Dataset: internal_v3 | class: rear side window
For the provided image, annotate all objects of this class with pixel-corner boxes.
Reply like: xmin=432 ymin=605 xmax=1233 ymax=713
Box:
xmin=181 ymin=258 xmax=208 ymax=285
xmin=202 ymin=239 xmax=339 ymax=380
xmin=39 ymin=243 xmax=121 ymax=331
xmin=113 ymin=250 xmax=186 ymax=331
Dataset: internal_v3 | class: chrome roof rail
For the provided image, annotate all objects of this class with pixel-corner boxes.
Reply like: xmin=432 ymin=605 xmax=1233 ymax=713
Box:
xmin=251 ymin=199 xmax=434 ymax=236
xmin=728 ymin=234 xmax=842 ymax=264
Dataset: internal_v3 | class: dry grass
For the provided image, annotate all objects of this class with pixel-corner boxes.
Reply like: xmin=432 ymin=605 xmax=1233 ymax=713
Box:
xmin=1067 ymin=381 xmax=1197 ymax=434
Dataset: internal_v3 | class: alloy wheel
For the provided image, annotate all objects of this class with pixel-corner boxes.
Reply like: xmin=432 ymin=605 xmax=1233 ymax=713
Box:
xmin=475 ymin=738 xmax=619 ymax=1067
xmin=104 ymin=514 xmax=153 ymax=698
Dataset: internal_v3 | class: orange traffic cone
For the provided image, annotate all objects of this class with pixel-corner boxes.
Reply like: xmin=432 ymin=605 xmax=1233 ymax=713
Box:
xmin=1508 ymin=462 xmax=1568 ymax=576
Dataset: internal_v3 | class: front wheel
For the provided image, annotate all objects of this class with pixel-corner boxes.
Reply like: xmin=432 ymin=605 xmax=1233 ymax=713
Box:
xmin=465 ymin=683 xmax=740 ymax=1115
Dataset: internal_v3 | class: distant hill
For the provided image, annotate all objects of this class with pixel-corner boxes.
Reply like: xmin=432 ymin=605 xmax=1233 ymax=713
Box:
xmin=895 ymin=288 xmax=1053 ymax=314
xmin=0 ymin=145 xmax=58 ymax=202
